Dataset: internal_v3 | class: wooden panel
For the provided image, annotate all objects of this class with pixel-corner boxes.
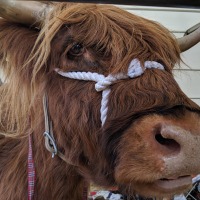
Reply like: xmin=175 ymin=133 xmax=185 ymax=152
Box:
xmin=120 ymin=6 xmax=200 ymax=32
xmin=53 ymin=0 xmax=200 ymax=8
xmin=191 ymin=98 xmax=200 ymax=106
xmin=173 ymin=70 xmax=200 ymax=98
xmin=180 ymin=44 xmax=200 ymax=70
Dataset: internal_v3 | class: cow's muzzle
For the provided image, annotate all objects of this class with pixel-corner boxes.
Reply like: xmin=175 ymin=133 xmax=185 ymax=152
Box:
xmin=154 ymin=124 xmax=200 ymax=191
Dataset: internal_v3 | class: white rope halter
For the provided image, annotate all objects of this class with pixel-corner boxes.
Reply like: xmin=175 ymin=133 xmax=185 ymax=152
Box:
xmin=55 ymin=59 xmax=164 ymax=126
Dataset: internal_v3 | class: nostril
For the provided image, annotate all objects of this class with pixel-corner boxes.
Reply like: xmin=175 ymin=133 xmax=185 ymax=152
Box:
xmin=155 ymin=133 xmax=177 ymax=146
xmin=155 ymin=133 xmax=181 ymax=155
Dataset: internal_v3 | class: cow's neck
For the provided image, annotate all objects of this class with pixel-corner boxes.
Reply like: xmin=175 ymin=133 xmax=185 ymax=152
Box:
xmin=32 ymin=128 xmax=86 ymax=200
xmin=0 ymin=132 xmax=86 ymax=200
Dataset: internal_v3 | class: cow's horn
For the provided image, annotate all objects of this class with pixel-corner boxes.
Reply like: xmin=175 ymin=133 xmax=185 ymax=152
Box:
xmin=177 ymin=24 xmax=200 ymax=52
xmin=0 ymin=0 xmax=54 ymax=27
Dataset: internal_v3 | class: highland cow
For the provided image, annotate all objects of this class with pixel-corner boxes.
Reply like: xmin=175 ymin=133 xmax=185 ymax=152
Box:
xmin=0 ymin=2 xmax=200 ymax=200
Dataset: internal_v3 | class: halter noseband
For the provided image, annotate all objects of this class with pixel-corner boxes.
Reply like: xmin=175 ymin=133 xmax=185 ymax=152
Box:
xmin=43 ymin=58 xmax=164 ymax=160
xmin=55 ymin=58 xmax=164 ymax=127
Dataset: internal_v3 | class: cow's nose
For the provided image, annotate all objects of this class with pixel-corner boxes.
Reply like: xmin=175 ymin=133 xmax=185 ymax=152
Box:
xmin=154 ymin=124 xmax=181 ymax=156
xmin=154 ymin=124 xmax=200 ymax=175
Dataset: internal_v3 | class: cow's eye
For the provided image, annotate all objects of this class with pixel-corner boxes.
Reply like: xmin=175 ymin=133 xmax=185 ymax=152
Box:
xmin=68 ymin=43 xmax=85 ymax=57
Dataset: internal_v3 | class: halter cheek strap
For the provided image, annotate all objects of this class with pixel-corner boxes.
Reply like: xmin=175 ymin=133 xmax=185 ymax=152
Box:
xmin=43 ymin=94 xmax=76 ymax=165
xmin=55 ymin=58 xmax=164 ymax=126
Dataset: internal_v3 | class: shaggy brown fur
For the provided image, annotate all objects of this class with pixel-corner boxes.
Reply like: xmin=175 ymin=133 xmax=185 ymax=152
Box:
xmin=0 ymin=3 xmax=200 ymax=199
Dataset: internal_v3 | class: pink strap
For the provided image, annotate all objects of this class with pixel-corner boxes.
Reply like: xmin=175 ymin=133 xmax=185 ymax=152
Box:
xmin=28 ymin=135 xmax=36 ymax=200
xmin=28 ymin=134 xmax=88 ymax=199
xmin=83 ymin=186 xmax=88 ymax=200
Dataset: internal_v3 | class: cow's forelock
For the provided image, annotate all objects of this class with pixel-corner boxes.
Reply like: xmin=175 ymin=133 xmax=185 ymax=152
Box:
xmin=30 ymin=3 xmax=181 ymax=80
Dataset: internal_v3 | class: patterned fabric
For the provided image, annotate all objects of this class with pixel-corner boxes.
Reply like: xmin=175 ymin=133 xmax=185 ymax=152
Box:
xmin=83 ymin=186 xmax=88 ymax=200
xmin=28 ymin=135 xmax=36 ymax=200
xmin=88 ymin=177 xmax=200 ymax=200
xmin=89 ymin=190 xmax=124 ymax=200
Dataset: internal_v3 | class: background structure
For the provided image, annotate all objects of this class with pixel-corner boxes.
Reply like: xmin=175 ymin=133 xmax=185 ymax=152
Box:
xmin=48 ymin=0 xmax=200 ymax=8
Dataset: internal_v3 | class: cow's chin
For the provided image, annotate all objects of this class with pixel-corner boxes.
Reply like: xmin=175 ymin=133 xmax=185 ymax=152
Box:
xmin=117 ymin=176 xmax=192 ymax=198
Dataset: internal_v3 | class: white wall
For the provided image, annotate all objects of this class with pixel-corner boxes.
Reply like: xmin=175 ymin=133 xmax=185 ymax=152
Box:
xmin=119 ymin=5 xmax=200 ymax=105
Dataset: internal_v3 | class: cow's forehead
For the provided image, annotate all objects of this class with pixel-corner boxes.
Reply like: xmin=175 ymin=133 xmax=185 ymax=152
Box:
xmin=44 ymin=3 xmax=180 ymax=73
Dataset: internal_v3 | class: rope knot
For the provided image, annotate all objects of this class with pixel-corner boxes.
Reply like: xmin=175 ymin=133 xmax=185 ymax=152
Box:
xmin=128 ymin=59 xmax=145 ymax=78
xmin=95 ymin=75 xmax=118 ymax=92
